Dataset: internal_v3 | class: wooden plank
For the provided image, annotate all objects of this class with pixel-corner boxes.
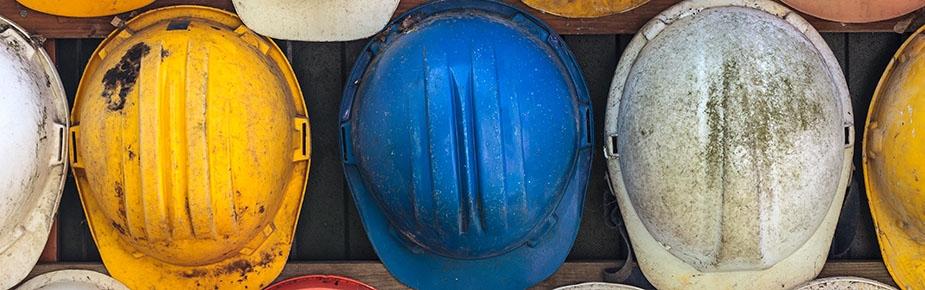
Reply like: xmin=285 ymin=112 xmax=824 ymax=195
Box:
xmin=288 ymin=41 xmax=349 ymax=260
xmin=0 ymin=0 xmax=910 ymax=38
xmin=27 ymin=261 xmax=896 ymax=289
xmin=38 ymin=39 xmax=57 ymax=263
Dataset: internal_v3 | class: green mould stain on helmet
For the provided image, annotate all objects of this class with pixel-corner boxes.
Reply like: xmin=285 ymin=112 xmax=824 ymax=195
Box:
xmin=0 ymin=16 xmax=68 ymax=290
xmin=340 ymin=0 xmax=592 ymax=289
xmin=604 ymin=0 xmax=852 ymax=289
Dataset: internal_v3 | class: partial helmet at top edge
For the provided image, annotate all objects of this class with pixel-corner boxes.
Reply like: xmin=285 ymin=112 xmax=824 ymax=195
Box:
xmin=341 ymin=0 xmax=592 ymax=289
xmin=0 ymin=15 xmax=68 ymax=290
xmin=781 ymin=0 xmax=925 ymax=24
xmin=16 ymin=0 xmax=153 ymax=17
xmin=70 ymin=5 xmax=310 ymax=289
xmin=232 ymin=0 xmax=400 ymax=41
xmin=522 ymin=0 xmax=651 ymax=18
xmin=604 ymin=0 xmax=852 ymax=289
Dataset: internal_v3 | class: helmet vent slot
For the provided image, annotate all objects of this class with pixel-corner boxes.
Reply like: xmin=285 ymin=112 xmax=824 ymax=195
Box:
xmin=844 ymin=126 xmax=851 ymax=147
xmin=57 ymin=126 xmax=64 ymax=162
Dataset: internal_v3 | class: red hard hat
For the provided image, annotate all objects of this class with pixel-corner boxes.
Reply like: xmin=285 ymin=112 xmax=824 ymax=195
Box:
xmin=264 ymin=275 xmax=375 ymax=290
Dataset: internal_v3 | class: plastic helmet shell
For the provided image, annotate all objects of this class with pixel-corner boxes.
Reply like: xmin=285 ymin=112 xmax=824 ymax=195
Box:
xmin=16 ymin=0 xmax=153 ymax=17
xmin=70 ymin=6 xmax=310 ymax=289
xmin=604 ymin=0 xmax=852 ymax=289
xmin=554 ymin=282 xmax=645 ymax=290
xmin=15 ymin=270 xmax=129 ymax=290
xmin=522 ymin=0 xmax=651 ymax=18
xmin=232 ymin=0 xmax=400 ymax=41
xmin=794 ymin=277 xmax=897 ymax=290
xmin=781 ymin=0 xmax=925 ymax=24
xmin=864 ymin=23 xmax=925 ymax=290
xmin=264 ymin=275 xmax=375 ymax=290
xmin=341 ymin=0 xmax=592 ymax=289
xmin=0 ymin=16 xmax=68 ymax=290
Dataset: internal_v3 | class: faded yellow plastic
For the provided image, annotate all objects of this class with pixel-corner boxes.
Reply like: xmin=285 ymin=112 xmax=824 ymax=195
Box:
xmin=864 ymin=25 xmax=925 ymax=290
xmin=521 ymin=0 xmax=650 ymax=18
xmin=69 ymin=6 xmax=310 ymax=289
xmin=16 ymin=0 xmax=153 ymax=17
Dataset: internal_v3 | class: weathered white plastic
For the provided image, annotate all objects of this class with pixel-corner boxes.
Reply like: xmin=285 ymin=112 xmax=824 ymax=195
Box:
xmin=15 ymin=270 xmax=129 ymax=290
xmin=554 ymin=282 xmax=645 ymax=290
xmin=795 ymin=277 xmax=897 ymax=290
xmin=0 ymin=16 xmax=69 ymax=290
xmin=231 ymin=0 xmax=400 ymax=41
xmin=604 ymin=0 xmax=852 ymax=289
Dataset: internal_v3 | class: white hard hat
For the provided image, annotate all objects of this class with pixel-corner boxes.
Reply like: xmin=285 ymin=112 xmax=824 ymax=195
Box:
xmin=232 ymin=0 xmax=401 ymax=41
xmin=795 ymin=277 xmax=897 ymax=290
xmin=16 ymin=270 xmax=129 ymax=290
xmin=604 ymin=0 xmax=852 ymax=289
xmin=554 ymin=282 xmax=645 ymax=290
xmin=0 ymin=15 xmax=68 ymax=290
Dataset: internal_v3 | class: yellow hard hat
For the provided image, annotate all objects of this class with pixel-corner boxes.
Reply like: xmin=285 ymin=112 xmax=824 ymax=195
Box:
xmin=16 ymin=0 xmax=154 ymax=17
xmin=69 ymin=5 xmax=310 ymax=289
xmin=865 ymin=24 xmax=925 ymax=290
xmin=521 ymin=0 xmax=650 ymax=18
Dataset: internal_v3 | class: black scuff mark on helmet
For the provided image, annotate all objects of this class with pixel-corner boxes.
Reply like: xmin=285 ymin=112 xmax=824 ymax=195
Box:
xmin=101 ymin=42 xmax=150 ymax=111
xmin=161 ymin=47 xmax=170 ymax=59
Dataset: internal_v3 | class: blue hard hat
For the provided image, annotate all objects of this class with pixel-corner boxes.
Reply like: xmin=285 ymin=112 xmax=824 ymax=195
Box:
xmin=340 ymin=0 xmax=592 ymax=289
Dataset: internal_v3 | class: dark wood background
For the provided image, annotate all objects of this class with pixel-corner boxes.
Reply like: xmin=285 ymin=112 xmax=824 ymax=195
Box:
xmin=4 ymin=0 xmax=913 ymax=287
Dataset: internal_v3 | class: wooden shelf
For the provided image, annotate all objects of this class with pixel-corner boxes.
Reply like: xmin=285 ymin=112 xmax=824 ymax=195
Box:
xmin=28 ymin=260 xmax=895 ymax=289
xmin=0 ymin=0 xmax=910 ymax=38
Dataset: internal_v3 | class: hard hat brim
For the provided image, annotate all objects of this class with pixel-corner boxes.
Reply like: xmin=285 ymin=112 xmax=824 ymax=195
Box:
xmin=232 ymin=0 xmax=400 ymax=42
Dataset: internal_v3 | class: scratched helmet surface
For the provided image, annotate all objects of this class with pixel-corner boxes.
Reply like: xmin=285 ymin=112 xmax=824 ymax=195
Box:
xmin=522 ymin=0 xmax=651 ymax=18
xmin=70 ymin=6 xmax=310 ymax=289
xmin=341 ymin=0 xmax=592 ymax=289
xmin=0 ymin=16 xmax=68 ymax=290
xmin=16 ymin=0 xmax=153 ymax=17
xmin=864 ymin=24 xmax=925 ymax=290
xmin=604 ymin=0 xmax=852 ymax=289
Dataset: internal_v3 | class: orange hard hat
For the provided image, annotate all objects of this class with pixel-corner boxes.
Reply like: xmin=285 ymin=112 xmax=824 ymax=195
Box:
xmin=781 ymin=0 xmax=925 ymax=23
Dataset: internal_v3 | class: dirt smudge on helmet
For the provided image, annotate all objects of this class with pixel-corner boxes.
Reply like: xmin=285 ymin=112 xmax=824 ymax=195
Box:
xmin=101 ymin=42 xmax=150 ymax=111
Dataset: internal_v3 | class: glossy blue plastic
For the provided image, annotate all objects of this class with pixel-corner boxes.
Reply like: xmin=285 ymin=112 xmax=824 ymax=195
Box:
xmin=340 ymin=0 xmax=592 ymax=289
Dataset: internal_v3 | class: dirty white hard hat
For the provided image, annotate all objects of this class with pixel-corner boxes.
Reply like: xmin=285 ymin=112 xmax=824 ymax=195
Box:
xmin=232 ymin=0 xmax=401 ymax=41
xmin=16 ymin=270 xmax=129 ymax=290
xmin=0 ymin=15 xmax=68 ymax=290
xmin=604 ymin=0 xmax=853 ymax=289
xmin=554 ymin=282 xmax=645 ymax=290
xmin=795 ymin=277 xmax=897 ymax=290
